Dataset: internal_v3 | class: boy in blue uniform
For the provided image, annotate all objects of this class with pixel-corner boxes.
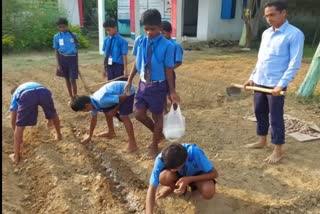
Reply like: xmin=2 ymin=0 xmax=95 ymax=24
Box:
xmin=160 ymin=21 xmax=184 ymax=112
xmin=125 ymin=9 xmax=179 ymax=158
xmin=102 ymin=19 xmax=129 ymax=81
xmin=9 ymin=82 xmax=62 ymax=164
xmin=146 ymin=143 xmax=218 ymax=213
xmin=53 ymin=18 xmax=79 ymax=101
xmin=70 ymin=81 xmax=138 ymax=152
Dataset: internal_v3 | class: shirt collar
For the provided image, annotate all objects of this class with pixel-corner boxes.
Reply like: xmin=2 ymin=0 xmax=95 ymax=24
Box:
xmin=90 ymin=97 xmax=100 ymax=111
xmin=147 ymin=34 xmax=162 ymax=44
xmin=272 ymin=20 xmax=289 ymax=33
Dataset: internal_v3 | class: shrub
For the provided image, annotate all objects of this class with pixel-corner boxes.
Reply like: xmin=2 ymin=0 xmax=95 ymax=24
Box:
xmin=69 ymin=26 xmax=90 ymax=49
xmin=2 ymin=0 xmax=89 ymax=52
xmin=2 ymin=35 xmax=15 ymax=52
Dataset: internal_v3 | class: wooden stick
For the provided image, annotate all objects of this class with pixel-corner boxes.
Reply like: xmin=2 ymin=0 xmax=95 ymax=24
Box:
xmin=88 ymin=75 xmax=126 ymax=88
xmin=78 ymin=70 xmax=94 ymax=94
xmin=231 ymin=83 xmax=286 ymax=95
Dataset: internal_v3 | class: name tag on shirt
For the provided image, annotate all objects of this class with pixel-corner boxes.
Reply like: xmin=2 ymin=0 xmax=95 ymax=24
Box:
xmin=59 ymin=39 xmax=64 ymax=46
xmin=108 ymin=57 xmax=113 ymax=65
xmin=70 ymin=38 xmax=74 ymax=43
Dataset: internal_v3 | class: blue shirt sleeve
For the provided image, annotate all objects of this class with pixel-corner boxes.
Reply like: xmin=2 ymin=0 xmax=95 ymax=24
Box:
xmin=193 ymin=147 xmax=214 ymax=173
xmin=132 ymin=36 xmax=141 ymax=56
xmin=175 ymin=44 xmax=183 ymax=63
xmin=53 ymin=35 xmax=59 ymax=49
xmin=165 ymin=43 xmax=175 ymax=68
xmin=277 ymin=31 xmax=305 ymax=88
xmin=91 ymin=109 xmax=98 ymax=116
xmin=9 ymin=93 xmax=18 ymax=111
xmin=121 ymin=39 xmax=128 ymax=55
xmin=149 ymin=155 xmax=165 ymax=186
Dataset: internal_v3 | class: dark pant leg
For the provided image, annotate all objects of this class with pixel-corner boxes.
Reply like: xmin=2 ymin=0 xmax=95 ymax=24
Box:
xmin=267 ymin=94 xmax=285 ymax=145
xmin=254 ymin=91 xmax=270 ymax=136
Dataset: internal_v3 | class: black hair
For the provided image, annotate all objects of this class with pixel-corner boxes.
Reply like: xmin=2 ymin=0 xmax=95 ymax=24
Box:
xmin=161 ymin=143 xmax=188 ymax=169
xmin=11 ymin=86 xmax=18 ymax=94
xmin=56 ymin=17 xmax=68 ymax=26
xmin=70 ymin=95 xmax=91 ymax=111
xmin=160 ymin=21 xmax=172 ymax=32
xmin=264 ymin=1 xmax=288 ymax=11
xmin=141 ymin=9 xmax=162 ymax=26
xmin=103 ymin=18 xmax=117 ymax=28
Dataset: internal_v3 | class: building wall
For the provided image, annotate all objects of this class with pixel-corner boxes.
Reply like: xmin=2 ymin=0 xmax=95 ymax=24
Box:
xmin=58 ymin=0 xmax=80 ymax=26
xmin=196 ymin=0 xmax=243 ymax=41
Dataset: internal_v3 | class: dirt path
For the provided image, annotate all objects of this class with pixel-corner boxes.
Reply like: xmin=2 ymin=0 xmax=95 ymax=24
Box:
xmin=2 ymin=49 xmax=320 ymax=214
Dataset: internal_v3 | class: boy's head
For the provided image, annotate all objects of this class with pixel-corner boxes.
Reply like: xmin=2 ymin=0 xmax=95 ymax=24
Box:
xmin=70 ymin=96 xmax=93 ymax=112
xmin=161 ymin=143 xmax=188 ymax=171
xmin=160 ymin=21 xmax=172 ymax=39
xmin=56 ymin=17 xmax=68 ymax=32
xmin=141 ymin=9 xmax=162 ymax=38
xmin=103 ymin=19 xmax=118 ymax=36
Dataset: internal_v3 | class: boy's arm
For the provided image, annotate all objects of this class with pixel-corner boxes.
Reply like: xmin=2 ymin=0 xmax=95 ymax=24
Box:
xmin=125 ymin=64 xmax=137 ymax=94
xmin=81 ymin=115 xmax=97 ymax=143
xmin=55 ymin=49 xmax=61 ymax=70
xmin=175 ymin=169 xmax=218 ymax=195
xmin=119 ymin=94 xmax=128 ymax=104
xmin=173 ymin=62 xmax=182 ymax=69
xmin=11 ymin=111 xmax=17 ymax=131
xmin=166 ymin=67 xmax=179 ymax=103
xmin=122 ymin=55 xmax=128 ymax=76
xmin=146 ymin=184 xmax=157 ymax=214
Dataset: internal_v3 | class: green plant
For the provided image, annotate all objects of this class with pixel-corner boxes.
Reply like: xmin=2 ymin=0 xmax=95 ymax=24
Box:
xmin=69 ymin=26 xmax=90 ymax=49
xmin=2 ymin=35 xmax=15 ymax=53
xmin=2 ymin=0 xmax=89 ymax=52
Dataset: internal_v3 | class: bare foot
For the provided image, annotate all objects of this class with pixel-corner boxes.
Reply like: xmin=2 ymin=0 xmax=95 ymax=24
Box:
xmin=264 ymin=150 xmax=284 ymax=164
xmin=245 ymin=142 xmax=266 ymax=149
xmin=156 ymin=186 xmax=173 ymax=200
xmin=146 ymin=146 xmax=159 ymax=159
xmin=47 ymin=120 xmax=53 ymax=128
xmin=96 ymin=131 xmax=116 ymax=138
xmin=9 ymin=154 xmax=18 ymax=165
xmin=127 ymin=143 xmax=138 ymax=153
xmin=55 ymin=133 xmax=62 ymax=141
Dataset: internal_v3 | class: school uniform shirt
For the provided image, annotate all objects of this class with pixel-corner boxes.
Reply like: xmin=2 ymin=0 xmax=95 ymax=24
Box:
xmin=249 ymin=21 xmax=304 ymax=88
xmin=90 ymin=81 xmax=135 ymax=116
xmin=169 ymin=39 xmax=184 ymax=64
xmin=102 ymin=33 xmax=128 ymax=64
xmin=53 ymin=31 xmax=78 ymax=55
xmin=10 ymin=82 xmax=45 ymax=111
xmin=132 ymin=34 xmax=175 ymax=81
xmin=149 ymin=144 xmax=214 ymax=187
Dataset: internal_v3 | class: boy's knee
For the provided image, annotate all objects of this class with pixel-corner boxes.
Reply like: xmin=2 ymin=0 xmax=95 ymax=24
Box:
xmin=135 ymin=112 xmax=146 ymax=122
xmin=120 ymin=115 xmax=129 ymax=121
xmin=201 ymin=185 xmax=215 ymax=200
xmin=159 ymin=170 xmax=178 ymax=187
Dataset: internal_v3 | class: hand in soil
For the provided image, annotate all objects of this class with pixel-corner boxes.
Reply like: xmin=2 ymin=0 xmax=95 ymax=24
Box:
xmin=81 ymin=135 xmax=91 ymax=144
xmin=174 ymin=177 xmax=190 ymax=195
xmin=95 ymin=131 xmax=116 ymax=138
xmin=156 ymin=186 xmax=173 ymax=200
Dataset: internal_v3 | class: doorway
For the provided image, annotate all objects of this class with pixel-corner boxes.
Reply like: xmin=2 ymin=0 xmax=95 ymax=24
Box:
xmin=182 ymin=0 xmax=198 ymax=37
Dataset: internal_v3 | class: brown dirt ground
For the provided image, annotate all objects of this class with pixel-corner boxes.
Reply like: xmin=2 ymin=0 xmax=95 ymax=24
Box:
xmin=2 ymin=47 xmax=320 ymax=214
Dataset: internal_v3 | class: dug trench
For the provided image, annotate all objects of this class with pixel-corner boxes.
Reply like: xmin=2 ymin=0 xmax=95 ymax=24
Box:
xmin=2 ymin=50 xmax=320 ymax=214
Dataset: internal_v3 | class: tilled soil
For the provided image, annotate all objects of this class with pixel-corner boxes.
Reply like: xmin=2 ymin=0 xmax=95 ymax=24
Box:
xmin=2 ymin=48 xmax=320 ymax=214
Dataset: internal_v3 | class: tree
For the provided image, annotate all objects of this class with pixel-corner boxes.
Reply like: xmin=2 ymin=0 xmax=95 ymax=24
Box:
xmin=297 ymin=43 xmax=320 ymax=97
